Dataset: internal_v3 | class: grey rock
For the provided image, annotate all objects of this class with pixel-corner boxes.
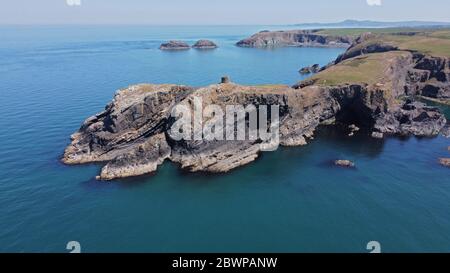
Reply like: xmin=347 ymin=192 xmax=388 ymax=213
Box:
xmin=192 ymin=40 xmax=218 ymax=49
xmin=334 ymin=160 xmax=355 ymax=168
xmin=299 ymin=64 xmax=321 ymax=74
xmin=371 ymin=132 xmax=384 ymax=139
xmin=159 ymin=40 xmax=190 ymax=50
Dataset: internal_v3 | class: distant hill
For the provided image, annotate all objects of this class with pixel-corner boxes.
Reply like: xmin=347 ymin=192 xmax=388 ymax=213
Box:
xmin=294 ymin=19 xmax=450 ymax=28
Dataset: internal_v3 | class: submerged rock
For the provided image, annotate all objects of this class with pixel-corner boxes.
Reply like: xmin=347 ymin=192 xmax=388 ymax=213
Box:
xmin=371 ymin=132 xmax=384 ymax=139
xmin=192 ymin=40 xmax=218 ymax=49
xmin=159 ymin=40 xmax=190 ymax=50
xmin=439 ymin=158 xmax=450 ymax=168
xmin=334 ymin=160 xmax=356 ymax=168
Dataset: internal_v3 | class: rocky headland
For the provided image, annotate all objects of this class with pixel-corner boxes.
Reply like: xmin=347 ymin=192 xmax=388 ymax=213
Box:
xmin=64 ymin=28 xmax=450 ymax=180
xmin=236 ymin=29 xmax=354 ymax=48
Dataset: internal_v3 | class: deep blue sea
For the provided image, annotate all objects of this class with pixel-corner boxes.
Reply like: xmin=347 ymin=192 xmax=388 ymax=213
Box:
xmin=0 ymin=25 xmax=449 ymax=253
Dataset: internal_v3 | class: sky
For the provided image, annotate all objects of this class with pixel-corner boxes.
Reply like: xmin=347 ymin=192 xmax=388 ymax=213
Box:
xmin=1 ymin=0 xmax=449 ymax=25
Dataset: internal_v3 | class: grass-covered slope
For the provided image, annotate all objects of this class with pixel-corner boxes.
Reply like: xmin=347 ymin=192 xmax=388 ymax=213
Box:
xmin=307 ymin=51 xmax=410 ymax=86
xmin=318 ymin=28 xmax=450 ymax=57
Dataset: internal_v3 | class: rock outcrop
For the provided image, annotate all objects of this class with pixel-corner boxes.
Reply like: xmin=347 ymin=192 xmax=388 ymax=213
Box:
xmin=159 ymin=41 xmax=190 ymax=50
xmin=405 ymin=54 xmax=450 ymax=100
xmin=192 ymin=40 xmax=218 ymax=49
xmin=373 ymin=99 xmax=447 ymax=137
xmin=299 ymin=64 xmax=320 ymax=74
xmin=334 ymin=160 xmax=355 ymax=168
xmin=236 ymin=30 xmax=353 ymax=48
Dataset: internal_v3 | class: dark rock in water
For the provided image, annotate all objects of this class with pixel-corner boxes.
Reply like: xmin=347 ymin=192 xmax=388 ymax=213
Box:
xmin=441 ymin=124 xmax=450 ymax=138
xmin=348 ymin=124 xmax=360 ymax=136
xmin=299 ymin=64 xmax=321 ymax=74
xmin=439 ymin=158 xmax=450 ymax=167
xmin=334 ymin=160 xmax=355 ymax=168
xmin=159 ymin=40 xmax=190 ymax=50
xmin=192 ymin=40 xmax=218 ymax=49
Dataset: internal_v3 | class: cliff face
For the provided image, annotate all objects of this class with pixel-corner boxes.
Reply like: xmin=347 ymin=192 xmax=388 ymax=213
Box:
xmin=63 ymin=83 xmax=342 ymax=180
xmin=63 ymin=75 xmax=447 ymax=180
xmin=406 ymin=54 xmax=450 ymax=99
xmin=236 ymin=30 xmax=353 ymax=48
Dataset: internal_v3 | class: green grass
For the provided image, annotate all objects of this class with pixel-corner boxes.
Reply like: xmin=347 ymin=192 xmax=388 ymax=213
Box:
xmin=308 ymin=51 xmax=408 ymax=86
xmin=316 ymin=28 xmax=450 ymax=57
xmin=315 ymin=28 xmax=433 ymax=37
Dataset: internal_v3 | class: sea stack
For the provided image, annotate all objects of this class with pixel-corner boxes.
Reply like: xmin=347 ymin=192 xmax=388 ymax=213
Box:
xmin=192 ymin=40 xmax=218 ymax=49
xmin=159 ymin=40 xmax=190 ymax=50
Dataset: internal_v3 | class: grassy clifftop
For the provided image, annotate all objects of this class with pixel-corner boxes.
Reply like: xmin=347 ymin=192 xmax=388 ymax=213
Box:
xmin=317 ymin=28 xmax=450 ymax=57
xmin=306 ymin=51 xmax=410 ymax=86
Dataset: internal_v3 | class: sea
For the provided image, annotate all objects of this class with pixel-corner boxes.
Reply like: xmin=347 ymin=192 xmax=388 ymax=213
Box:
xmin=0 ymin=25 xmax=449 ymax=253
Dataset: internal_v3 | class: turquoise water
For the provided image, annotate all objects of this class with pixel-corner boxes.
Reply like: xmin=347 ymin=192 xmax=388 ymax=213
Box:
xmin=0 ymin=26 xmax=449 ymax=253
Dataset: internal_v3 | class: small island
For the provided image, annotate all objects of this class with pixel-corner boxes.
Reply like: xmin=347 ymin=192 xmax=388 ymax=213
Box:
xmin=192 ymin=40 xmax=218 ymax=49
xmin=159 ymin=40 xmax=190 ymax=50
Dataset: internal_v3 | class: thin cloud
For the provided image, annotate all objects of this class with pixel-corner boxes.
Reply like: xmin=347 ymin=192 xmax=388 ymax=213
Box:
xmin=367 ymin=0 xmax=382 ymax=6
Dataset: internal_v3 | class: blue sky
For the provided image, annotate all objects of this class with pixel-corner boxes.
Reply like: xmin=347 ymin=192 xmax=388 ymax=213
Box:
xmin=1 ymin=0 xmax=449 ymax=25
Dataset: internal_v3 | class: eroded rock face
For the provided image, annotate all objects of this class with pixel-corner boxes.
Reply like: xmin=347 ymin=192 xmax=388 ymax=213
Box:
xmin=236 ymin=30 xmax=353 ymax=48
xmin=63 ymin=79 xmax=447 ymax=180
xmin=63 ymin=82 xmax=344 ymax=180
xmin=159 ymin=41 xmax=190 ymax=50
xmin=373 ymin=100 xmax=447 ymax=136
xmin=192 ymin=40 xmax=218 ymax=49
xmin=406 ymin=54 xmax=450 ymax=100
xmin=63 ymin=85 xmax=193 ymax=164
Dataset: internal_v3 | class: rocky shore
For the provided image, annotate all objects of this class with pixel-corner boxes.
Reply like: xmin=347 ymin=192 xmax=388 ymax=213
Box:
xmin=64 ymin=29 xmax=450 ymax=180
xmin=299 ymin=64 xmax=321 ymax=74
